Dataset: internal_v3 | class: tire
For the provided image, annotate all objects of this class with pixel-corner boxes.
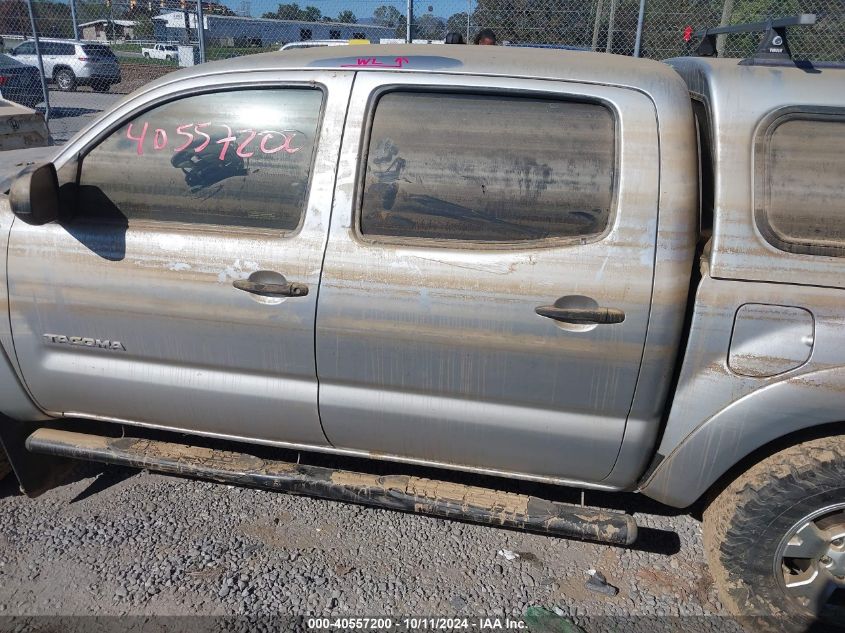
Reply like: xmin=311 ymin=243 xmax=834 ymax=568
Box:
xmin=704 ymin=435 xmax=845 ymax=633
xmin=92 ymin=81 xmax=111 ymax=93
xmin=54 ymin=68 xmax=76 ymax=92
xmin=143 ymin=52 xmax=150 ymax=58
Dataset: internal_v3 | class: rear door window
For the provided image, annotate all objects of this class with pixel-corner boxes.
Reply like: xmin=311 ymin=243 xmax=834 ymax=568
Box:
xmin=359 ymin=91 xmax=615 ymax=243
xmin=77 ymin=88 xmax=324 ymax=231
xmin=14 ymin=42 xmax=35 ymax=55
xmin=756 ymin=110 xmax=845 ymax=256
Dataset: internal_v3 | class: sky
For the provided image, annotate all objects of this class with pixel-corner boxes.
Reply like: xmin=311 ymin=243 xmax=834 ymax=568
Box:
xmin=219 ymin=0 xmax=474 ymax=22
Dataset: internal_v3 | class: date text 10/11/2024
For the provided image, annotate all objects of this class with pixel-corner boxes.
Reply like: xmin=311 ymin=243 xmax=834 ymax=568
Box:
xmin=306 ymin=618 xmax=528 ymax=630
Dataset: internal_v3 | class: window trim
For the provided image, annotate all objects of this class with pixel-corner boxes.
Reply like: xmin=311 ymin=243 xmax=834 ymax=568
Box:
xmin=73 ymin=82 xmax=328 ymax=238
xmin=353 ymin=84 xmax=620 ymax=250
xmin=754 ymin=105 xmax=845 ymax=258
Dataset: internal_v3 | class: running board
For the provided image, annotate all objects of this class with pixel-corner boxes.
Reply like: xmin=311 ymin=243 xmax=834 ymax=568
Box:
xmin=25 ymin=428 xmax=637 ymax=546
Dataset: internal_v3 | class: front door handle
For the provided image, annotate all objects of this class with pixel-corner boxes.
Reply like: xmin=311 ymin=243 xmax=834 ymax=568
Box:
xmin=233 ymin=279 xmax=309 ymax=297
xmin=535 ymin=305 xmax=625 ymax=325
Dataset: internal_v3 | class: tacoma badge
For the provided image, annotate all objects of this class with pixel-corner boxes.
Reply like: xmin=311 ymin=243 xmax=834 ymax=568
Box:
xmin=43 ymin=334 xmax=126 ymax=351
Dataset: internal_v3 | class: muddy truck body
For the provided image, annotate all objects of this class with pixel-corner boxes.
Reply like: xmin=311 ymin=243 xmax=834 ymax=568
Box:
xmin=0 ymin=33 xmax=843 ymax=630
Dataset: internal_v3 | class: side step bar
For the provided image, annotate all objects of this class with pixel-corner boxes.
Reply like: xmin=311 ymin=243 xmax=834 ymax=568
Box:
xmin=26 ymin=428 xmax=638 ymax=546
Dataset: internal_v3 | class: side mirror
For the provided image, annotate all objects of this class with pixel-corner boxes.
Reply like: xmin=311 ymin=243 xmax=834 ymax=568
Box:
xmin=9 ymin=162 xmax=60 ymax=225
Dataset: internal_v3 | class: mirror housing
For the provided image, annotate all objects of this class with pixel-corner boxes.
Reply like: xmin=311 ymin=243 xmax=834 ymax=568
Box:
xmin=9 ymin=162 xmax=60 ymax=225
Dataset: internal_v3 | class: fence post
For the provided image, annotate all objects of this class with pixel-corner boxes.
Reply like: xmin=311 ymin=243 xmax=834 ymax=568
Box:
xmin=25 ymin=0 xmax=50 ymax=123
xmin=69 ymin=0 xmax=79 ymax=41
xmin=591 ymin=0 xmax=604 ymax=51
xmin=633 ymin=0 xmax=646 ymax=57
xmin=108 ymin=0 xmax=115 ymax=43
xmin=466 ymin=0 xmax=471 ymax=42
xmin=406 ymin=0 xmax=413 ymax=43
xmin=605 ymin=0 xmax=617 ymax=53
xmin=196 ymin=0 xmax=206 ymax=63
xmin=717 ymin=0 xmax=734 ymax=57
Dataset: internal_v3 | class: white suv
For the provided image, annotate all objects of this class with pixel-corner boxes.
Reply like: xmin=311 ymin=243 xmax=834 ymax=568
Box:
xmin=10 ymin=39 xmax=121 ymax=92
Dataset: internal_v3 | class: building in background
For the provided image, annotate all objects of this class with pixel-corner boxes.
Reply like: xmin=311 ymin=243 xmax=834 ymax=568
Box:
xmin=79 ymin=19 xmax=137 ymax=41
xmin=152 ymin=12 xmax=393 ymax=46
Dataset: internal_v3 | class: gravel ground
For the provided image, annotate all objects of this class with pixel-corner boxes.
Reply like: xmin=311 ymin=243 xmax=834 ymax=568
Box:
xmin=0 ymin=454 xmax=747 ymax=633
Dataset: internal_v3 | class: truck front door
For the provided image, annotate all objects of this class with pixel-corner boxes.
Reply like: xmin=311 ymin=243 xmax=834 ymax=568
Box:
xmin=7 ymin=71 xmax=352 ymax=445
xmin=317 ymin=73 xmax=660 ymax=482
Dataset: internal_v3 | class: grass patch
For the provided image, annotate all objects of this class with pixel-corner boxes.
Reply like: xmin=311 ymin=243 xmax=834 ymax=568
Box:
xmin=110 ymin=42 xmax=142 ymax=53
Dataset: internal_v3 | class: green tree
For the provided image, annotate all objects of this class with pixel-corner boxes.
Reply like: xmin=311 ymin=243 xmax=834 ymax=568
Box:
xmin=75 ymin=0 xmax=109 ymax=25
xmin=373 ymin=4 xmax=402 ymax=27
xmin=0 ymin=0 xmax=29 ymax=35
xmin=301 ymin=5 xmax=321 ymax=21
xmin=32 ymin=0 xmax=74 ymax=38
xmin=262 ymin=3 xmax=321 ymax=21
xmin=446 ymin=11 xmax=469 ymax=36
xmin=132 ymin=13 xmax=154 ymax=39
xmin=394 ymin=13 xmax=406 ymax=37
xmin=414 ymin=13 xmax=445 ymax=39
xmin=336 ymin=10 xmax=356 ymax=23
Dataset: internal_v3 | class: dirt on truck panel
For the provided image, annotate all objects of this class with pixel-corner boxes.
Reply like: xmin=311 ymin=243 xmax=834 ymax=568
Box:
xmin=0 ymin=25 xmax=843 ymax=633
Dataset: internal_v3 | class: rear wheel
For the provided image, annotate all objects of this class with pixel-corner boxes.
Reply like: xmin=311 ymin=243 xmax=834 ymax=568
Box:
xmin=54 ymin=68 xmax=76 ymax=92
xmin=704 ymin=435 xmax=845 ymax=632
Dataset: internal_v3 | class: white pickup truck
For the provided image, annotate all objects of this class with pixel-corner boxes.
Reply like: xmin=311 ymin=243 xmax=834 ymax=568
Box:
xmin=141 ymin=43 xmax=178 ymax=61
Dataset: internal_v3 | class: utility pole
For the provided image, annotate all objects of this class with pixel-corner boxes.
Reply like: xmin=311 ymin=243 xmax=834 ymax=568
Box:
xmin=25 ymin=0 xmax=50 ymax=123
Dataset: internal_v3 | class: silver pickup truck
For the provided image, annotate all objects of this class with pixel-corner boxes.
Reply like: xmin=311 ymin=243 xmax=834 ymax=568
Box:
xmin=0 ymin=32 xmax=843 ymax=632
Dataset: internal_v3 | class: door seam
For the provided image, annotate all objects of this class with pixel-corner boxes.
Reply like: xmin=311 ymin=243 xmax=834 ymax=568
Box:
xmin=4 ymin=214 xmax=52 ymax=415
xmin=313 ymin=72 xmax=357 ymax=447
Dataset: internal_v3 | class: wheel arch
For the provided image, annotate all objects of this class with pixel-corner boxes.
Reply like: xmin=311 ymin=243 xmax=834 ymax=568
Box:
xmin=51 ymin=64 xmax=73 ymax=78
xmin=640 ymin=367 xmax=845 ymax=508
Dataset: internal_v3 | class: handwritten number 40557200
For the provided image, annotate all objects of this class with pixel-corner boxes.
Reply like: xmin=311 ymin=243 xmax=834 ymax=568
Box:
xmin=126 ymin=122 xmax=302 ymax=159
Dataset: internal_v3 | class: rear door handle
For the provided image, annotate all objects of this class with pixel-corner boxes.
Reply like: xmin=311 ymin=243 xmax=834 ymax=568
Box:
xmin=535 ymin=305 xmax=625 ymax=325
xmin=233 ymin=279 xmax=309 ymax=297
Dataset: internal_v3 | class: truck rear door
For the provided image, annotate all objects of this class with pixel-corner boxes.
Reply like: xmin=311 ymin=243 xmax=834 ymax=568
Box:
xmin=7 ymin=71 xmax=352 ymax=446
xmin=316 ymin=72 xmax=660 ymax=482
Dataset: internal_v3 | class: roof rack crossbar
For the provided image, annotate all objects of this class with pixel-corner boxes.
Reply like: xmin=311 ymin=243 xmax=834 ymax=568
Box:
xmin=694 ymin=13 xmax=816 ymax=38
xmin=694 ymin=13 xmax=816 ymax=64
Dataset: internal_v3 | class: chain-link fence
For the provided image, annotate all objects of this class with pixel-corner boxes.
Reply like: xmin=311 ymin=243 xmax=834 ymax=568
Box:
xmin=412 ymin=0 xmax=843 ymax=58
xmin=0 ymin=0 xmax=842 ymax=142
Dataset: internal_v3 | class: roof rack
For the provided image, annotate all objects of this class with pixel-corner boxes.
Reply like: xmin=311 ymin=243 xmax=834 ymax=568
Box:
xmin=694 ymin=13 xmax=816 ymax=65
